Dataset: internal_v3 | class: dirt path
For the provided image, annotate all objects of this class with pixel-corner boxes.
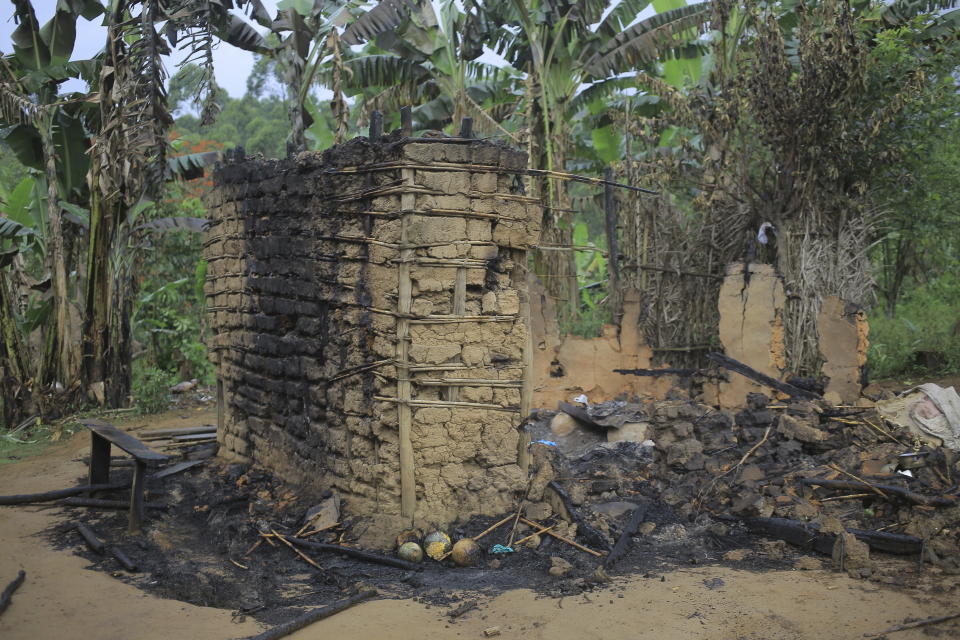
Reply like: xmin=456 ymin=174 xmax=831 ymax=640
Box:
xmin=1 ymin=410 xmax=956 ymax=640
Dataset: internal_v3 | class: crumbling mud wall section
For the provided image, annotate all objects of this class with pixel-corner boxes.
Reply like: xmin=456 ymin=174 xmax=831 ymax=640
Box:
xmin=715 ymin=262 xmax=787 ymax=408
xmin=204 ymin=137 xmax=541 ymax=528
xmin=530 ymin=284 xmax=676 ymax=407
xmin=817 ymin=296 xmax=868 ymax=404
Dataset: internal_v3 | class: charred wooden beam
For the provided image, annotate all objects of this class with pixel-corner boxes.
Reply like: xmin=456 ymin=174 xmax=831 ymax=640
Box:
xmin=802 ymin=478 xmax=957 ymax=507
xmin=706 ymin=353 xmax=820 ymax=400
xmin=744 ymin=517 xmax=923 ymax=556
xmin=369 ymin=110 xmax=383 ymax=140
xmin=110 ymin=546 xmax=139 ymax=572
xmin=604 ymin=502 xmax=647 ymax=568
xmin=286 ymin=537 xmax=422 ymax=571
xmin=75 ymin=522 xmax=106 ymax=554
xmin=244 ymin=590 xmax=378 ymax=640
xmin=547 ymin=481 xmax=612 ymax=552
xmin=0 ymin=570 xmax=25 ymax=617
xmin=0 ymin=482 xmax=127 ymax=505
xmin=63 ymin=497 xmax=166 ymax=510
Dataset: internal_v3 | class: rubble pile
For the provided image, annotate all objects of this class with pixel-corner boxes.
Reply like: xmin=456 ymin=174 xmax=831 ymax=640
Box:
xmin=524 ymin=391 xmax=960 ymax=576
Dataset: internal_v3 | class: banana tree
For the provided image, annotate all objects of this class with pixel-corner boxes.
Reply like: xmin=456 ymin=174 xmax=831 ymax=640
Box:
xmin=1 ymin=0 xmax=104 ymax=407
xmin=480 ymin=0 xmax=710 ymax=324
xmin=334 ymin=0 xmax=521 ymax=137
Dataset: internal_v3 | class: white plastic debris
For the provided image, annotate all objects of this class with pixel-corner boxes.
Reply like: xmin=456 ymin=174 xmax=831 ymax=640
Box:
xmin=877 ymin=384 xmax=960 ymax=451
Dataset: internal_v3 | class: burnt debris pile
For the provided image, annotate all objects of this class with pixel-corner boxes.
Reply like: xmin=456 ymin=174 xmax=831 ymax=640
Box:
xmin=524 ymin=391 xmax=960 ymax=578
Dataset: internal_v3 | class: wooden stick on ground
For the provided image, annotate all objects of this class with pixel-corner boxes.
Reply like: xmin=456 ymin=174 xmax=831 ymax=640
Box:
xmin=473 ymin=515 xmax=515 ymax=542
xmin=286 ymin=536 xmax=422 ymax=571
xmin=63 ymin=498 xmax=166 ymax=510
xmin=110 ymin=547 xmax=138 ymax=572
xmin=519 ymin=518 xmax=603 ymax=557
xmin=243 ymin=590 xmax=378 ymax=640
xmin=605 ymin=503 xmax=648 ymax=568
xmin=864 ymin=610 xmax=960 ymax=638
xmin=447 ymin=599 xmax=478 ymax=619
xmin=301 ymin=522 xmax=340 ymax=538
xmin=243 ymin=539 xmax=264 ymax=556
xmin=801 ymin=478 xmax=956 ymax=507
xmin=861 ymin=418 xmax=909 ymax=448
xmin=819 ymin=493 xmax=872 ymax=502
xmin=826 ymin=464 xmax=889 ymax=499
xmin=75 ymin=522 xmax=106 ymax=554
xmin=0 ymin=482 xmax=127 ymax=505
xmin=506 ymin=500 xmax=525 ymax=548
xmin=512 ymin=525 xmax=555 ymax=547
xmin=269 ymin=531 xmax=323 ymax=570
xmin=0 ymin=570 xmax=25 ymax=617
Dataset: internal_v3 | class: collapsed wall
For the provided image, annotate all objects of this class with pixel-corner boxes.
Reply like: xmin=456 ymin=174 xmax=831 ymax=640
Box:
xmin=203 ymin=136 xmax=541 ymax=528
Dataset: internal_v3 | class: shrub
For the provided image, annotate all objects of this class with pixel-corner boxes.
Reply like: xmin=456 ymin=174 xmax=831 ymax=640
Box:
xmin=134 ymin=367 xmax=176 ymax=414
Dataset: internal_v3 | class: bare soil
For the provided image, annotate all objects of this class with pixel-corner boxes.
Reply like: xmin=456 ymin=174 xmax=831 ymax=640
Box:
xmin=2 ymin=408 xmax=959 ymax=640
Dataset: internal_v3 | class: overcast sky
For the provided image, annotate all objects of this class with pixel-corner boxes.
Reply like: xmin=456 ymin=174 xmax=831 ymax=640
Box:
xmin=0 ymin=0 xmax=282 ymax=97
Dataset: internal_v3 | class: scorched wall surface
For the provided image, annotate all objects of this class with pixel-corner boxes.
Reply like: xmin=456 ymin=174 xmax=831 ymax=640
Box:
xmin=204 ymin=136 xmax=541 ymax=527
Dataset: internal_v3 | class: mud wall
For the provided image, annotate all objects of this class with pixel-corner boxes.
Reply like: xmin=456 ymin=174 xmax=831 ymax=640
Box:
xmin=204 ymin=137 xmax=541 ymax=527
xmin=530 ymin=284 xmax=677 ymax=407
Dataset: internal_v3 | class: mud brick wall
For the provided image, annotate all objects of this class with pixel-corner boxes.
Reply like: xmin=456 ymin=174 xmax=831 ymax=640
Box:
xmin=204 ymin=137 xmax=541 ymax=527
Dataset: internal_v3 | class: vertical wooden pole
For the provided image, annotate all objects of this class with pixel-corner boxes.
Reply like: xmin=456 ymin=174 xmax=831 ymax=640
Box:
xmin=400 ymin=106 xmax=413 ymax=137
xmin=459 ymin=117 xmax=474 ymax=139
xmin=604 ymin=166 xmax=619 ymax=294
xmin=397 ymin=167 xmax=416 ymax=523
xmin=515 ymin=248 xmax=533 ymax=473
xmin=216 ymin=379 xmax=224 ymax=435
xmin=88 ymin=432 xmax=111 ymax=488
xmin=448 ymin=268 xmax=467 ymax=404
xmin=369 ymin=110 xmax=383 ymax=140
xmin=129 ymin=460 xmax=146 ymax=534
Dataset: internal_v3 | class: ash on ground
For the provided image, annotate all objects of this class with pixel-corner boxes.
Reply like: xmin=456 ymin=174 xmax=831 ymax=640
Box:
xmin=48 ymin=391 xmax=959 ymax=625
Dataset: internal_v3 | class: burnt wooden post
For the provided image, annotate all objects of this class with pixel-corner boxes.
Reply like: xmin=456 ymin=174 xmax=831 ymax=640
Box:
xmin=459 ymin=117 xmax=473 ymax=139
xmin=604 ymin=166 xmax=619 ymax=292
xmin=129 ymin=460 xmax=146 ymax=533
xmin=369 ymin=110 xmax=383 ymax=140
xmin=88 ymin=432 xmax=112 ymax=487
xmin=400 ymin=106 xmax=412 ymax=137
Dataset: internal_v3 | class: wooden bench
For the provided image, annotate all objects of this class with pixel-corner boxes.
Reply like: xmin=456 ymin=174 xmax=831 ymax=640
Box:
xmin=79 ymin=419 xmax=169 ymax=533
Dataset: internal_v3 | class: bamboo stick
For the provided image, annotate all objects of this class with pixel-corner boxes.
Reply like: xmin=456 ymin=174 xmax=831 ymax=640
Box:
xmin=269 ymin=531 xmax=323 ymax=570
xmin=397 ymin=169 xmax=416 ymax=523
xmin=519 ymin=518 xmax=603 ymax=557
xmin=826 ymin=464 xmax=889 ymax=500
xmin=513 ymin=524 xmax=555 ymax=547
xmin=414 ymin=379 xmax=523 ymax=388
xmin=374 ymin=396 xmax=519 ymax=411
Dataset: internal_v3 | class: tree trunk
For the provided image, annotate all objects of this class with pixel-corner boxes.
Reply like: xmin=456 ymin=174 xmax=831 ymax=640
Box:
xmin=38 ymin=115 xmax=75 ymax=391
xmin=82 ymin=156 xmax=132 ymax=408
xmin=528 ymin=80 xmax=578 ymax=326
xmin=0 ymin=272 xmax=31 ymax=428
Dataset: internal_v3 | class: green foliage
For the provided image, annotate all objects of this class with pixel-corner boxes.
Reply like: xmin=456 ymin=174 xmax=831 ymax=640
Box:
xmin=133 ymin=366 xmax=176 ymax=415
xmin=559 ymin=221 xmax=614 ymax=337
xmin=132 ymin=189 xmax=213 ymax=386
xmin=173 ymin=91 xmax=290 ymax=158
xmin=868 ymin=272 xmax=960 ymax=380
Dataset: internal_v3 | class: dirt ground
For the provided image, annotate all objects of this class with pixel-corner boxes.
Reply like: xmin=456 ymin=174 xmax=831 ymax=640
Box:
xmin=1 ymin=408 xmax=958 ymax=640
